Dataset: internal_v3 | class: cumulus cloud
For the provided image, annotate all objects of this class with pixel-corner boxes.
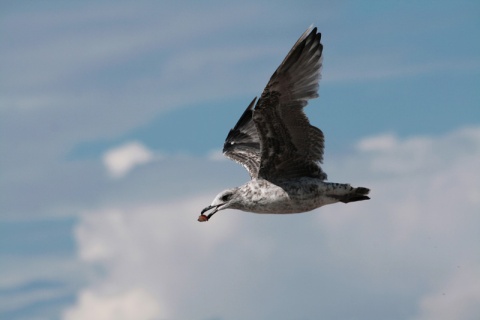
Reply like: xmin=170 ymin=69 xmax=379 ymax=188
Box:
xmin=65 ymin=197 xmax=240 ymax=320
xmin=64 ymin=127 xmax=480 ymax=320
xmin=63 ymin=288 xmax=162 ymax=320
xmin=319 ymin=126 xmax=480 ymax=319
xmin=102 ymin=141 xmax=155 ymax=178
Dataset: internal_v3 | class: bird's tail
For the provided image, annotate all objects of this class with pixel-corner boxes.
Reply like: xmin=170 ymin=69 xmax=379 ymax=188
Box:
xmin=327 ymin=186 xmax=370 ymax=203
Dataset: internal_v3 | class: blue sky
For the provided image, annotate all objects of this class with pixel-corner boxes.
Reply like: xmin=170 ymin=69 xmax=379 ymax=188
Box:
xmin=1 ymin=1 xmax=480 ymax=319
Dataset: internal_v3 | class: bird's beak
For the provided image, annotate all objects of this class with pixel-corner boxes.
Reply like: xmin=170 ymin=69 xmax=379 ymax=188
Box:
xmin=198 ymin=205 xmax=221 ymax=222
xmin=201 ymin=205 xmax=216 ymax=215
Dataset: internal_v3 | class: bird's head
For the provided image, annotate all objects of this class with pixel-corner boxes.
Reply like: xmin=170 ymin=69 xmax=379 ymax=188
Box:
xmin=198 ymin=188 xmax=239 ymax=222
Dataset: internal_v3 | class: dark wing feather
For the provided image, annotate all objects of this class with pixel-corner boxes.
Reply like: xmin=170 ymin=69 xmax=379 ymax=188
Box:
xmin=253 ymin=27 xmax=327 ymax=181
xmin=223 ymin=97 xmax=261 ymax=178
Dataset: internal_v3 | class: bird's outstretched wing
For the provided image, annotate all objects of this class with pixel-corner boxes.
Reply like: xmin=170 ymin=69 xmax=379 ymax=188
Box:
xmin=223 ymin=97 xmax=261 ymax=178
xmin=222 ymin=27 xmax=326 ymax=181
xmin=254 ymin=26 xmax=327 ymax=181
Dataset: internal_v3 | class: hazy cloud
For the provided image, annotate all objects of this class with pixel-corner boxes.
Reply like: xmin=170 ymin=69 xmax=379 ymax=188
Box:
xmin=413 ymin=265 xmax=480 ymax=320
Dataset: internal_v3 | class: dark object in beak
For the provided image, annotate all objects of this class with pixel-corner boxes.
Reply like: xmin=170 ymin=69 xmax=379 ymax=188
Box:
xmin=198 ymin=205 xmax=220 ymax=222
xmin=198 ymin=214 xmax=209 ymax=222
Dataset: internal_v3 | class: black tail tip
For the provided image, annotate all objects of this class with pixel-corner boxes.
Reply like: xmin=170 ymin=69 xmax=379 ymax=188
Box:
xmin=343 ymin=195 xmax=370 ymax=203
xmin=339 ymin=187 xmax=371 ymax=203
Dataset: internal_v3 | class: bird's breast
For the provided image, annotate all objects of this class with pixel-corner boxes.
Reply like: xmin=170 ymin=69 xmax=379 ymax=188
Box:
xmin=239 ymin=178 xmax=331 ymax=214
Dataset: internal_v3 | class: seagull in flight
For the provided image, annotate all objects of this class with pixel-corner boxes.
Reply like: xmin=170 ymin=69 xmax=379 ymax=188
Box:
xmin=199 ymin=26 xmax=370 ymax=222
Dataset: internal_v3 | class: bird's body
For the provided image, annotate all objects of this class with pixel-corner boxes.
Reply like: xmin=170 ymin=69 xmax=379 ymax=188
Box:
xmin=222 ymin=178 xmax=368 ymax=214
xmin=199 ymin=26 xmax=370 ymax=222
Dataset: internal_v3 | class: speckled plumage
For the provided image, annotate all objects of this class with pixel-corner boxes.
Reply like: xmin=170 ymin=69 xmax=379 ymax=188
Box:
xmin=199 ymin=26 xmax=370 ymax=222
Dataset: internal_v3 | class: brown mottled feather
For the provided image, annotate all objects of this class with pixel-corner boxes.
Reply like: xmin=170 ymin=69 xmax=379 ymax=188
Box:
xmin=223 ymin=27 xmax=327 ymax=181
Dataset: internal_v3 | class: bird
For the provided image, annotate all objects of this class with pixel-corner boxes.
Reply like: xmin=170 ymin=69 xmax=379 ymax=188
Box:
xmin=198 ymin=26 xmax=370 ymax=222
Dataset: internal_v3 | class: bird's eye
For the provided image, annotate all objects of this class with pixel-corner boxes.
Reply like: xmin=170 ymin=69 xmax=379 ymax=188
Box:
xmin=230 ymin=141 xmax=235 ymax=145
xmin=221 ymin=193 xmax=232 ymax=201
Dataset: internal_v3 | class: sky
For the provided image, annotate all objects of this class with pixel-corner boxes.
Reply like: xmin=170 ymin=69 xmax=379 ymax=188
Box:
xmin=1 ymin=0 xmax=480 ymax=319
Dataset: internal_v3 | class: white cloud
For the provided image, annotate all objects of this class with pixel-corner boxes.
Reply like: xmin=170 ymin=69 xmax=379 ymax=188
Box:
xmin=356 ymin=133 xmax=398 ymax=151
xmin=321 ymin=127 xmax=480 ymax=246
xmin=319 ymin=126 xmax=480 ymax=319
xmin=65 ymin=127 xmax=480 ymax=320
xmin=63 ymin=288 xmax=162 ymax=320
xmin=353 ymin=127 xmax=480 ymax=175
xmin=65 ymin=197 xmax=240 ymax=320
xmin=102 ymin=141 xmax=155 ymax=178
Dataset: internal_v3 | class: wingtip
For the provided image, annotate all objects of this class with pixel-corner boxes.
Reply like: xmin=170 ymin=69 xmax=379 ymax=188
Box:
xmin=248 ymin=96 xmax=257 ymax=110
xmin=300 ymin=25 xmax=317 ymax=41
xmin=305 ymin=24 xmax=319 ymax=36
